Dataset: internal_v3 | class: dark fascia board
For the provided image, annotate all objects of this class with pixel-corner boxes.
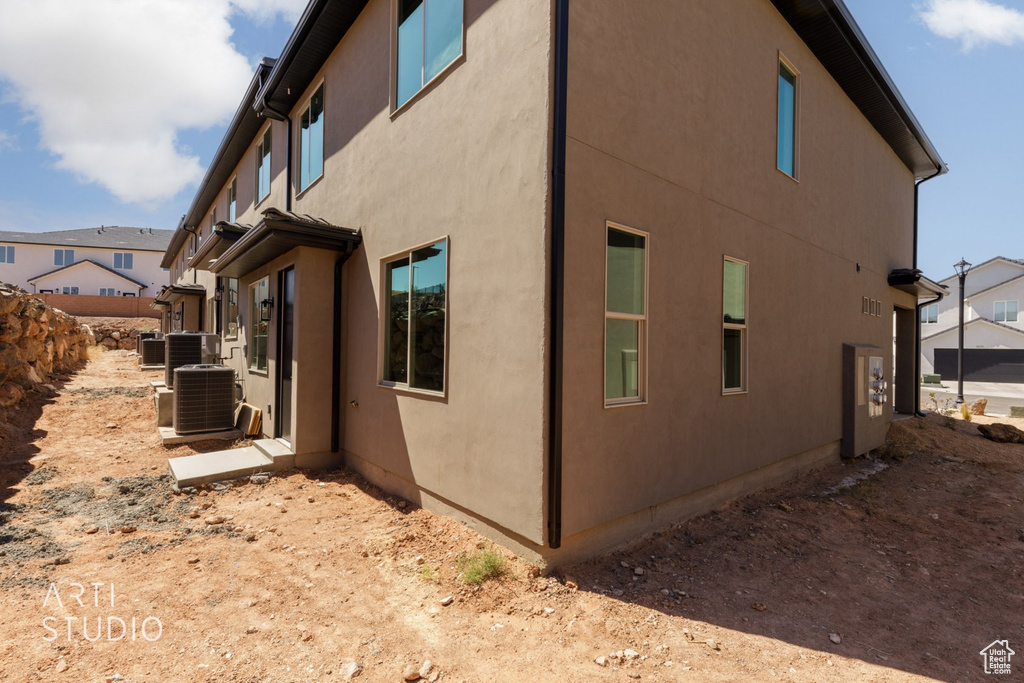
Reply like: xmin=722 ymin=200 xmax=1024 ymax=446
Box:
xmin=188 ymin=221 xmax=252 ymax=271
xmin=155 ymin=283 xmax=206 ymax=304
xmin=254 ymin=0 xmax=368 ymax=118
xmin=888 ymin=268 xmax=948 ymax=298
xmin=161 ymin=59 xmax=276 ymax=269
xmin=770 ymin=0 xmax=947 ymax=179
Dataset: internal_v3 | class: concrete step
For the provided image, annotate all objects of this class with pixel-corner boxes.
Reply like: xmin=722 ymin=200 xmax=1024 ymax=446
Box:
xmin=168 ymin=446 xmax=273 ymax=487
xmin=254 ymin=438 xmax=296 ymax=468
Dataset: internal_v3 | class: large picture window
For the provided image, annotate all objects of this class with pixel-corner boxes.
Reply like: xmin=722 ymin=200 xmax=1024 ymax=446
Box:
xmin=256 ymin=128 xmax=272 ymax=204
xmin=250 ymin=278 xmax=269 ymax=371
xmin=381 ymin=239 xmax=448 ymax=393
xmin=605 ymin=224 xmax=647 ymax=405
xmin=298 ymin=84 xmax=324 ymax=191
xmin=396 ymin=0 xmax=463 ymax=108
xmin=777 ymin=58 xmax=798 ymax=178
xmin=995 ymin=300 xmax=1019 ymax=323
xmin=723 ymin=257 xmax=748 ymax=393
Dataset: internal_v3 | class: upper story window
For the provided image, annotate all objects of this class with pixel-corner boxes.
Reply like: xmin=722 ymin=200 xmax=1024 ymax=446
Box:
xmin=298 ymin=84 xmax=325 ymax=192
xmin=777 ymin=57 xmax=798 ymax=179
xmin=723 ymin=257 xmax=748 ymax=394
xmin=228 ymin=178 xmax=237 ymax=222
xmin=113 ymin=252 xmax=133 ymax=270
xmin=396 ymin=0 xmax=463 ymax=109
xmin=0 ymin=245 xmax=13 ymax=263
xmin=605 ymin=224 xmax=647 ymax=406
xmin=99 ymin=288 xmax=116 ymax=296
xmin=921 ymin=303 xmax=938 ymax=324
xmin=995 ymin=300 xmax=1019 ymax=323
xmin=256 ymin=128 xmax=272 ymax=204
xmin=54 ymin=249 xmax=74 ymax=267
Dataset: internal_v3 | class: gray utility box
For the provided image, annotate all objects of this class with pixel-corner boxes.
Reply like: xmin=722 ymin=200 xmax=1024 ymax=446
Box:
xmin=172 ymin=364 xmax=235 ymax=434
xmin=842 ymin=343 xmax=889 ymax=458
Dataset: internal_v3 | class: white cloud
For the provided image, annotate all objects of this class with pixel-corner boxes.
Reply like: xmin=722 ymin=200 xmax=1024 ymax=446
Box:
xmin=0 ymin=130 xmax=16 ymax=152
xmin=0 ymin=0 xmax=306 ymax=206
xmin=918 ymin=0 xmax=1024 ymax=50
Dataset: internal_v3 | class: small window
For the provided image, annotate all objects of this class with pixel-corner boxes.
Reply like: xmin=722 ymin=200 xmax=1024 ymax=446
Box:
xmin=298 ymin=84 xmax=325 ymax=191
xmin=0 ymin=245 xmax=13 ymax=263
xmin=61 ymin=286 xmax=79 ymax=295
xmin=225 ymin=278 xmax=239 ymax=339
xmin=921 ymin=303 xmax=938 ymax=324
xmin=995 ymin=300 xmax=1018 ymax=323
xmin=777 ymin=57 xmax=798 ymax=178
xmin=723 ymin=257 xmax=748 ymax=393
xmin=605 ymin=225 xmax=647 ymax=405
xmin=123 ymin=293 xmax=136 ymax=297
xmin=396 ymin=0 xmax=463 ymax=108
xmin=210 ymin=209 xmax=216 ymax=232
xmin=228 ymin=178 xmax=237 ymax=223
xmin=54 ymin=249 xmax=74 ymax=267
xmin=381 ymin=239 xmax=448 ymax=393
xmin=99 ymin=288 xmax=116 ymax=296
xmin=256 ymin=128 xmax=272 ymax=203
xmin=113 ymin=252 xmax=133 ymax=270
xmin=250 ymin=278 xmax=269 ymax=371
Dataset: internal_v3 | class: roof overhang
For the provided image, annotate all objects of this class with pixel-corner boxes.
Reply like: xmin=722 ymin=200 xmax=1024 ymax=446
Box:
xmin=27 ymin=259 xmax=149 ymax=290
xmin=888 ymin=268 xmax=948 ymax=300
xmin=769 ymin=0 xmax=947 ymax=179
xmin=210 ymin=208 xmax=362 ymax=279
xmin=154 ymin=283 xmax=206 ymax=304
xmin=189 ymin=222 xmax=252 ymax=272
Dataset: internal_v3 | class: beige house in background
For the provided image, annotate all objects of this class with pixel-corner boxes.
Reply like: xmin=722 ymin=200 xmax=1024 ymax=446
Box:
xmin=160 ymin=0 xmax=946 ymax=565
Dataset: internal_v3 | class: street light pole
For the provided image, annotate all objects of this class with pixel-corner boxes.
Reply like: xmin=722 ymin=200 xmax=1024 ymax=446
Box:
xmin=954 ymin=258 xmax=972 ymax=405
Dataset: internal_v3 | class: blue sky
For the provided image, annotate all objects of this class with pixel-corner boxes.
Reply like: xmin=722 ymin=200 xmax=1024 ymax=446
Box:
xmin=0 ymin=0 xmax=1020 ymax=282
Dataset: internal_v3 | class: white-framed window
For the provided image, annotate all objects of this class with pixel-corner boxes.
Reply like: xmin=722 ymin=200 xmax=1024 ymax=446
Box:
xmin=227 ymin=178 xmax=237 ymax=223
xmin=113 ymin=252 xmax=133 ymax=270
xmin=723 ymin=256 xmax=748 ymax=394
xmin=99 ymin=288 xmax=116 ymax=296
xmin=54 ymin=249 xmax=74 ymax=267
xmin=256 ymin=127 xmax=272 ymax=204
xmin=777 ymin=55 xmax=799 ymax=179
xmin=395 ymin=0 xmax=463 ymax=109
xmin=298 ymin=83 xmax=324 ymax=192
xmin=920 ymin=303 xmax=938 ymax=324
xmin=605 ymin=223 xmax=647 ymax=406
xmin=995 ymin=300 xmax=1019 ymax=323
xmin=61 ymin=286 xmax=79 ymax=295
xmin=249 ymin=278 xmax=269 ymax=371
xmin=380 ymin=238 xmax=448 ymax=394
xmin=0 ymin=245 xmax=14 ymax=263
xmin=224 ymin=278 xmax=239 ymax=339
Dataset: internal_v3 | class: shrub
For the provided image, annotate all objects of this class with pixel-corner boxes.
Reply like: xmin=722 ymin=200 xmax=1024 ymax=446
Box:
xmin=456 ymin=546 xmax=507 ymax=585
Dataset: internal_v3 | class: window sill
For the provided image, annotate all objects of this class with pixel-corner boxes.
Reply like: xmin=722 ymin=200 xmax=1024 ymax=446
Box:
xmin=390 ymin=54 xmax=465 ymax=119
xmin=249 ymin=368 xmax=269 ymax=377
xmin=294 ymin=173 xmax=324 ymax=201
xmin=604 ymin=398 xmax=647 ymax=409
xmin=377 ymin=382 xmax=447 ymax=401
xmin=722 ymin=388 xmax=748 ymax=396
xmin=255 ymin=193 xmax=270 ymax=210
xmin=776 ymin=167 xmax=799 ymax=183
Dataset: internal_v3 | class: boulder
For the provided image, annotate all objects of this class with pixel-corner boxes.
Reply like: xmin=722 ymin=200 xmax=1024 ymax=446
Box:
xmin=977 ymin=423 xmax=1024 ymax=444
xmin=970 ymin=398 xmax=987 ymax=416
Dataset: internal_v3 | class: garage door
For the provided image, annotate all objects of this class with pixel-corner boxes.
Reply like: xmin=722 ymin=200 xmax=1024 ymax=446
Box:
xmin=934 ymin=348 xmax=1024 ymax=383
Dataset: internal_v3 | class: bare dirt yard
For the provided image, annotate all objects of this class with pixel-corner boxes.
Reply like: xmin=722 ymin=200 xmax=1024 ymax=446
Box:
xmin=1 ymin=349 xmax=1022 ymax=682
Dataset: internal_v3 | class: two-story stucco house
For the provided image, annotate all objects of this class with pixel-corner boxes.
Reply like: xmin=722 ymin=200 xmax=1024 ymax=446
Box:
xmin=160 ymin=0 xmax=946 ymax=565
xmin=0 ymin=226 xmax=172 ymax=297
xmin=920 ymin=256 xmax=1024 ymax=382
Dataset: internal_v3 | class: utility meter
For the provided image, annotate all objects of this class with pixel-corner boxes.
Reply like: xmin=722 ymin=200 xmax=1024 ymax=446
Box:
xmin=868 ymin=356 xmax=886 ymax=418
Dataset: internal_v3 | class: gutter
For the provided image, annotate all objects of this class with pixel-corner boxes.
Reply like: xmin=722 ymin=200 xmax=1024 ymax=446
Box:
xmin=547 ymin=0 xmax=569 ymax=550
xmin=912 ymin=169 xmax=944 ymax=416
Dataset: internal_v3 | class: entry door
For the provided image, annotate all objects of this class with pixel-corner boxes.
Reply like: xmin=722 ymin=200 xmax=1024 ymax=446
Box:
xmin=276 ymin=267 xmax=295 ymax=444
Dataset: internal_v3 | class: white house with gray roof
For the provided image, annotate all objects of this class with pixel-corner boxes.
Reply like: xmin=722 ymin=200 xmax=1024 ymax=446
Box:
xmin=0 ymin=226 xmax=172 ymax=297
xmin=920 ymin=256 xmax=1024 ymax=382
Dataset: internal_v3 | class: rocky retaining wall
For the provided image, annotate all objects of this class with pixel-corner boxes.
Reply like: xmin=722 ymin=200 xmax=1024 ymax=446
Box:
xmin=0 ymin=284 xmax=90 ymax=407
xmin=91 ymin=325 xmax=147 ymax=351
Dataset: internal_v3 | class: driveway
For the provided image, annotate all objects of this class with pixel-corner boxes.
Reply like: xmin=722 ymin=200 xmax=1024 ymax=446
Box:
xmin=921 ymin=380 xmax=1024 ymax=415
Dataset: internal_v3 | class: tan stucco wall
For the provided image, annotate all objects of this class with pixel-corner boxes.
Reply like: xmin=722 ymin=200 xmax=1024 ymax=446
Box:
xmin=557 ymin=0 xmax=917 ymax=539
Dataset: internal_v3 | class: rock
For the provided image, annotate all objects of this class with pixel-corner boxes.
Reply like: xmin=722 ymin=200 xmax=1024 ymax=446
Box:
xmin=246 ymin=533 xmax=258 ymax=542
xmin=307 ymin=496 xmax=314 ymax=503
xmin=187 ymin=557 xmax=200 ymax=564
xmin=751 ymin=602 xmax=767 ymax=611
xmin=418 ymin=660 xmax=434 ymax=678
xmin=250 ymin=473 xmax=270 ymax=485
xmin=84 ymin=525 xmax=99 ymax=535
xmin=627 ymin=673 xmax=641 ymax=680
xmin=415 ymin=555 xmax=425 ymax=565
xmin=978 ymin=423 xmax=1024 ymax=444
xmin=634 ymin=567 xmax=645 ymax=576
xmin=106 ymin=553 xmax=114 ymax=559
xmin=829 ymin=633 xmax=842 ymax=644
xmin=119 ymin=526 xmax=135 ymax=534
xmin=624 ymin=649 xmax=640 ymax=660
xmin=245 ymin=626 xmax=259 ymax=634
xmin=970 ymin=398 xmax=988 ymax=415
xmin=106 ymin=423 xmax=117 ymax=429
xmin=338 ymin=660 xmax=363 ymax=680
xmin=705 ymin=639 xmax=720 ymax=651
xmin=205 ymin=516 xmax=226 ymax=525
xmin=403 ymin=663 xmax=421 ymax=680
xmin=440 ymin=596 xmax=454 ymax=606
xmin=232 ymin=526 xmax=244 ymax=533
xmin=778 ymin=502 xmax=794 ymax=512
xmin=0 ymin=384 xmax=25 ymax=408
xmin=55 ymin=659 xmax=68 ymax=673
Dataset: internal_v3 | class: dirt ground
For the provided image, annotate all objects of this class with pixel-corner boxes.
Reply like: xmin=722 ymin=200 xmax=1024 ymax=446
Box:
xmin=1 ymin=350 xmax=1022 ymax=682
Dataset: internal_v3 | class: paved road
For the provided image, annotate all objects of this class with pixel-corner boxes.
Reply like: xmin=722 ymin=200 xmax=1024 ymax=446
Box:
xmin=921 ymin=381 xmax=1024 ymax=416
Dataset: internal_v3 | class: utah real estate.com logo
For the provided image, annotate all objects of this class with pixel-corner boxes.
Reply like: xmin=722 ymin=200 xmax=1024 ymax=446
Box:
xmin=980 ymin=639 xmax=1014 ymax=675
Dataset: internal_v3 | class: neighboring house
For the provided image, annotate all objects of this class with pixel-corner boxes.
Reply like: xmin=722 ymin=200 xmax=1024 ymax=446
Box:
xmin=0 ymin=226 xmax=172 ymax=297
xmin=160 ymin=0 xmax=945 ymax=565
xmin=920 ymin=256 xmax=1024 ymax=382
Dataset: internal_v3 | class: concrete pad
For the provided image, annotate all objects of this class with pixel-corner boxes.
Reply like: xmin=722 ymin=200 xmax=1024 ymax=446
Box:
xmin=155 ymin=388 xmax=173 ymax=427
xmin=159 ymin=426 xmax=243 ymax=445
xmin=149 ymin=380 xmax=166 ymax=389
xmin=254 ymin=439 xmax=295 ymax=467
xmin=140 ymin=365 xmax=165 ymax=371
xmin=168 ymin=446 xmax=273 ymax=487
